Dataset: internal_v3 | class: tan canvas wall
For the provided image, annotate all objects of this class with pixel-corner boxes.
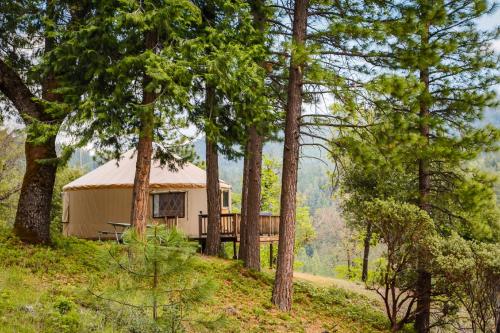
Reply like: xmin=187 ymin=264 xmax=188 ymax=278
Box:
xmin=63 ymin=186 xmax=231 ymax=239
xmin=62 ymin=192 xmax=70 ymax=223
xmin=63 ymin=188 xmax=133 ymax=238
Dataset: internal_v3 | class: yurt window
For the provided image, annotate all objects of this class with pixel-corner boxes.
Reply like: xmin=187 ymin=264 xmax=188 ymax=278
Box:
xmin=152 ymin=192 xmax=185 ymax=218
xmin=222 ymin=190 xmax=229 ymax=208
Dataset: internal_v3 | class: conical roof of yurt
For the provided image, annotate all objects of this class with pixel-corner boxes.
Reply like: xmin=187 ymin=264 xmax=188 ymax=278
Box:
xmin=64 ymin=150 xmax=230 ymax=191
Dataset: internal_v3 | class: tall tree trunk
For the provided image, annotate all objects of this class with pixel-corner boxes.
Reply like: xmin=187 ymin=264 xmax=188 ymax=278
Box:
xmin=245 ymin=126 xmax=263 ymax=270
xmin=130 ymin=31 xmax=156 ymax=236
xmin=130 ymin=115 xmax=153 ymax=236
xmin=415 ymin=21 xmax=432 ymax=333
xmin=205 ymin=133 xmax=221 ymax=256
xmin=241 ymin=0 xmax=267 ymax=265
xmin=271 ymin=0 xmax=308 ymax=312
xmin=238 ymin=142 xmax=250 ymax=261
xmin=205 ymin=83 xmax=221 ymax=256
xmin=361 ymin=221 xmax=372 ymax=282
xmin=14 ymin=137 xmax=58 ymax=244
xmin=15 ymin=76 xmax=60 ymax=244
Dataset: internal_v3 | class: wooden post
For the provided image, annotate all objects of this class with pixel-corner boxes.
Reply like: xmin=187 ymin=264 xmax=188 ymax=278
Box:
xmin=199 ymin=239 xmax=206 ymax=254
xmin=198 ymin=212 xmax=203 ymax=238
xmin=232 ymin=213 xmax=237 ymax=238
xmin=233 ymin=240 xmax=237 ymax=259
xmin=269 ymin=242 xmax=274 ymax=269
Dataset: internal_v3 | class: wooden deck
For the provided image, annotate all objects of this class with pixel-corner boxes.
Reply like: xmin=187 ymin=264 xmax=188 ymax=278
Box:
xmin=197 ymin=213 xmax=280 ymax=242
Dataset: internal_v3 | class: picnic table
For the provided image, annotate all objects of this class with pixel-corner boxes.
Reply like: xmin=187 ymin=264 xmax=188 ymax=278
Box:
xmin=98 ymin=222 xmax=131 ymax=242
xmin=101 ymin=218 xmax=179 ymax=243
xmin=109 ymin=221 xmax=131 ymax=239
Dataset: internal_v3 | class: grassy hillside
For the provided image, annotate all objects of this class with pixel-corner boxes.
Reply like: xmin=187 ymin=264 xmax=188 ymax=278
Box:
xmin=0 ymin=226 xmax=388 ymax=333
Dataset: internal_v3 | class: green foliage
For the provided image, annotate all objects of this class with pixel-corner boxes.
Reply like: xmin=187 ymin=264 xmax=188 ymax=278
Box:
xmin=431 ymin=233 xmax=500 ymax=332
xmin=187 ymin=0 xmax=275 ymax=158
xmin=230 ymin=192 xmax=241 ymax=213
xmin=46 ymin=296 xmax=81 ymax=333
xmin=332 ymin=0 xmax=500 ymax=241
xmin=334 ymin=258 xmax=364 ymax=281
xmin=52 ymin=0 xmax=201 ymax=163
xmin=260 ymin=156 xmax=281 ymax=214
xmin=96 ymin=226 xmax=217 ymax=332
xmin=295 ymin=204 xmax=316 ymax=252
xmin=0 ymin=128 xmax=24 ymax=223
xmin=293 ymin=281 xmax=388 ymax=331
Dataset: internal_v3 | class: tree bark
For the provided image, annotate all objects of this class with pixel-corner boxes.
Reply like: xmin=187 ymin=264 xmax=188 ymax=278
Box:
xmin=13 ymin=138 xmax=58 ymax=244
xmin=130 ymin=115 xmax=153 ymax=236
xmin=415 ymin=21 xmax=432 ymax=333
xmin=245 ymin=126 xmax=263 ymax=270
xmin=130 ymin=31 xmax=157 ymax=236
xmin=13 ymin=70 xmax=60 ymax=244
xmin=361 ymin=221 xmax=372 ymax=282
xmin=271 ymin=0 xmax=308 ymax=312
xmin=238 ymin=142 xmax=250 ymax=261
xmin=205 ymin=134 xmax=221 ymax=256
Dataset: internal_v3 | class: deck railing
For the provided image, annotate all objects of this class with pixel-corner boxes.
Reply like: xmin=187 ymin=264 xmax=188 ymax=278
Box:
xmin=198 ymin=213 xmax=279 ymax=238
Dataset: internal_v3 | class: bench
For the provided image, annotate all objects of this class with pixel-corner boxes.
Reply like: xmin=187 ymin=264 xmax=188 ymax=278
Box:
xmin=97 ymin=230 xmax=123 ymax=242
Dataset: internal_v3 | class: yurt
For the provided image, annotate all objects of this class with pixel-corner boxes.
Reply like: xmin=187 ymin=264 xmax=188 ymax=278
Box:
xmin=62 ymin=150 xmax=231 ymax=239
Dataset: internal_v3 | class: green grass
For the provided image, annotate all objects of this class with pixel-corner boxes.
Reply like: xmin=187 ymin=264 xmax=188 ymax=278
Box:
xmin=0 ymin=225 xmax=389 ymax=332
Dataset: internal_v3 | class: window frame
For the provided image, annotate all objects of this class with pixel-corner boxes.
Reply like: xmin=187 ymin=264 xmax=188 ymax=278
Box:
xmin=152 ymin=191 xmax=186 ymax=218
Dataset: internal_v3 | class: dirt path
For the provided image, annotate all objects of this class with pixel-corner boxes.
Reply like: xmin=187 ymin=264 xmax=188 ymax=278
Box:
xmin=293 ymin=271 xmax=382 ymax=303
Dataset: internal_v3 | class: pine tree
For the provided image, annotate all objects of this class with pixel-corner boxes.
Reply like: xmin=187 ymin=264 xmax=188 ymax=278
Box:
xmin=268 ymin=0 xmax=367 ymax=310
xmin=0 ymin=0 xmax=92 ymax=243
xmin=330 ymin=0 xmax=499 ymax=330
xmin=92 ymin=226 xmax=216 ymax=332
xmin=52 ymin=0 xmax=201 ymax=235
xmin=271 ymin=0 xmax=309 ymax=311
xmin=238 ymin=149 xmax=250 ymax=260
xmin=241 ymin=0 xmax=276 ymax=271
xmin=188 ymin=0 xmax=270 ymax=256
xmin=0 ymin=128 xmax=24 ymax=221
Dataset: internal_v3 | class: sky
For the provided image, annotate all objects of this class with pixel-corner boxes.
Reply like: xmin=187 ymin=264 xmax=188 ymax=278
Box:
xmin=478 ymin=7 xmax=500 ymax=52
